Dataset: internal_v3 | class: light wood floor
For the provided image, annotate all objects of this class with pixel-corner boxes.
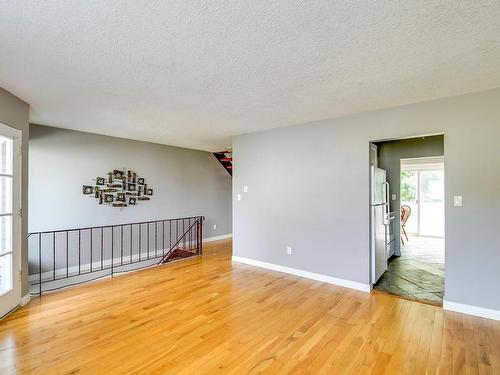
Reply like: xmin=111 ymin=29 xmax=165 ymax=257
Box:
xmin=1 ymin=239 xmax=499 ymax=374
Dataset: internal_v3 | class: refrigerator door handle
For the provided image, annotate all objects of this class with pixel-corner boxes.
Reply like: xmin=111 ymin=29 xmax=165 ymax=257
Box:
xmin=383 ymin=182 xmax=389 ymax=204
xmin=383 ymin=182 xmax=390 ymax=225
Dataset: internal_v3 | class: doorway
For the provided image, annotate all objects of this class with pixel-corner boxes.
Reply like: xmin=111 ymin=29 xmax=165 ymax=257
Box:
xmin=0 ymin=123 xmax=22 ymax=318
xmin=370 ymin=135 xmax=445 ymax=305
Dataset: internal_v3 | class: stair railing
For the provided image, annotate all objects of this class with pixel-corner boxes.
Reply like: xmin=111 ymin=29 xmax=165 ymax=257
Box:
xmin=158 ymin=216 xmax=204 ymax=264
xmin=28 ymin=216 xmax=205 ymax=296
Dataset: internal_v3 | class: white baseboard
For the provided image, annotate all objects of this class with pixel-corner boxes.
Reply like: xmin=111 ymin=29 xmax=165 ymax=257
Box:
xmin=232 ymin=256 xmax=370 ymax=293
xmin=204 ymin=234 xmax=232 ymax=242
xmin=21 ymin=293 xmax=30 ymax=306
xmin=443 ymin=300 xmax=500 ymax=321
xmin=29 ymin=253 xmax=161 ymax=282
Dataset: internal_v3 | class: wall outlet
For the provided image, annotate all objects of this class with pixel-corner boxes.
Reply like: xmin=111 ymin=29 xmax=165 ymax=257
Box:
xmin=392 ymin=193 xmax=397 ymax=201
xmin=237 ymin=194 xmax=241 ymax=201
xmin=286 ymin=246 xmax=292 ymax=255
xmin=454 ymin=195 xmax=463 ymax=207
xmin=213 ymin=224 xmax=217 ymax=230
xmin=243 ymin=186 xmax=248 ymax=193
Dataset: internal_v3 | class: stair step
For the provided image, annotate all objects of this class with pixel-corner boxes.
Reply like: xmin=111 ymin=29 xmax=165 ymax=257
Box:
xmin=168 ymin=248 xmax=197 ymax=262
xmin=213 ymin=151 xmax=233 ymax=176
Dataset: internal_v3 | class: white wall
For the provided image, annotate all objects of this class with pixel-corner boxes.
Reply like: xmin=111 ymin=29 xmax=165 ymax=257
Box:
xmin=233 ymin=87 xmax=500 ymax=312
xmin=29 ymin=125 xmax=232 ymax=237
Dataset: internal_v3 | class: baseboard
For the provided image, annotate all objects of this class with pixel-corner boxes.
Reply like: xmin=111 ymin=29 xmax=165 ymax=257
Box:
xmin=443 ymin=300 xmax=500 ymax=321
xmin=204 ymin=234 xmax=232 ymax=242
xmin=232 ymin=256 xmax=370 ymax=293
xmin=21 ymin=293 xmax=30 ymax=306
xmin=29 ymin=253 xmax=162 ymax=282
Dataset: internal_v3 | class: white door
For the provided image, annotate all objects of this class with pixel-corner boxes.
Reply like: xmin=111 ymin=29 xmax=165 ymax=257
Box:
xmin=0 ymin=123 xmax=21 ymax=318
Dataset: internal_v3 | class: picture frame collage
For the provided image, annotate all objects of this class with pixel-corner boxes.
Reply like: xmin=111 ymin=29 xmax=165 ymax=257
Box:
xmin=83 ymin=169 xmax=153 ymax=208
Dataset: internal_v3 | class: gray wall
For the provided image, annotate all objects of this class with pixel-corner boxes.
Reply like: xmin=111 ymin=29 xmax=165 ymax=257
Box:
xmin=376 ymin=135 xmax=444 ymax=253
xmin=0 ymin=87 xmax=29 ymax=296
xmin=233 ymin=87 xmax=500 ymax=311
xmin=29 ymin=125 xmax=232 ymax=237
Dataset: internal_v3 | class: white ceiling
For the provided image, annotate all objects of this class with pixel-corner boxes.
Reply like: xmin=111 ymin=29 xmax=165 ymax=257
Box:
xmin=1 ymin=1 xmax=500 ymax=151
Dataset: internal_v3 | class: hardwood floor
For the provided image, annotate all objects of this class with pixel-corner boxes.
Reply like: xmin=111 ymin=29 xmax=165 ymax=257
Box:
xmin=1 ymin=239 xmax=499 ymax=374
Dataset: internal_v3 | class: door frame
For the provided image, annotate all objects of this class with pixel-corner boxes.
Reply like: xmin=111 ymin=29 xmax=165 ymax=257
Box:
xmin=368 ymin=133 xmax=446 ymax=298
xmin=0 ymin=122 xmax=22 ymax=319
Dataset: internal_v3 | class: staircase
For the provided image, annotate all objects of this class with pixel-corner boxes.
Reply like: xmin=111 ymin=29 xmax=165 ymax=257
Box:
xmin=167 ymin=248 xmax=199 ymax=261
xmin=158 ymin=216 xmax=203 ymax=264
xmin=213 ymin=150 xmax=232 ymax=175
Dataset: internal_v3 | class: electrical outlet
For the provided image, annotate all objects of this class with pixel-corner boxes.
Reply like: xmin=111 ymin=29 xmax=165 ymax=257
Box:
xmin=237 ymin=194 xmax=241 ymax=201
xmin=286 ymin=246 xmax=292 ymax=255
xmin=243 ymin=186 xmax=248 ymax=193
xmin=454 ymin=195 xmax=463 ymax=207
xmin=213 ymin=224 xmax=217 ymax=230
xmin=392 ymin=193 xmax=397 ymax=201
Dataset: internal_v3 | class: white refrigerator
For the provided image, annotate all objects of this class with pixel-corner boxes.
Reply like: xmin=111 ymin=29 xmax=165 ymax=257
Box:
xmin=370 ymin=165 xmax=390 ymax=283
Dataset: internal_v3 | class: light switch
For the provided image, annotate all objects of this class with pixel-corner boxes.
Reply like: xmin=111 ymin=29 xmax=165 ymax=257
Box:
xmin=454 ymin=196 xmax=463 ymax=207
xmin=243 ymin=186 xmax=248 ymax=193
xmin=392 ymin=194 xmax=397 ymax=201
xmin=237 ymin=194 xmax=241 ymax=201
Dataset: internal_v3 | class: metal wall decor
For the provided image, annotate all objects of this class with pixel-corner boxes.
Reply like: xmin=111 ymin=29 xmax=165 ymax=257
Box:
xmin=83 ymin=169 xmax=153 ymax=208
xmin=82 ymin=185 xmax=94 ymax=194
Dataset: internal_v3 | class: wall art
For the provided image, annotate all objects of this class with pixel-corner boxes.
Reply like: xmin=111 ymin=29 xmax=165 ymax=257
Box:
xmin=83 ymin=169 xmax=153 ymax=208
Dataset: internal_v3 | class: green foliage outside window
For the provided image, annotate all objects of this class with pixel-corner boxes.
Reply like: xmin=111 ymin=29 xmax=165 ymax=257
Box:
xmin=401 ymin=170 xmax=416 ymax=202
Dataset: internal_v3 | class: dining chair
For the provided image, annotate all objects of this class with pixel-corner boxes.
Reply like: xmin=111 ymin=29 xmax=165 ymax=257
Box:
xmin=400 ymin=205 xmax=411 ymax=245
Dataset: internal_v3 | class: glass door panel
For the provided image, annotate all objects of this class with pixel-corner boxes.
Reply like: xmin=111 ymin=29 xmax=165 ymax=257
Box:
xmin=0 ymin=215 xmax=12 ymax=255
xmin=0 ymin=128 xmax=20 ymax=317
xmin=0 ymin=136 xmax=12 ymax=175
xmin=0 ymin=253 xmax=12 ymax=295
xmin=400 ymin=170 xmax=418 ymax=235
xmin=401 ymin=167 xmax=444 ymax=239
xmin=0 ymin=176 xmax=13 ymax=214
xmin=419 ymin=170 xmax=444 ymax=237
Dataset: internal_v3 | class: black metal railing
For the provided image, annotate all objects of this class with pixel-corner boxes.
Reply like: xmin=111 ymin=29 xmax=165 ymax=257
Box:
xmin=28 ymin=216 xmax=204 ymax=295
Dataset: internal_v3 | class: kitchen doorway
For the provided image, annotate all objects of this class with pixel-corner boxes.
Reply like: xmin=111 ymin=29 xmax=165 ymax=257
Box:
xmin=370 ymin=136 xmax=445 ymax=305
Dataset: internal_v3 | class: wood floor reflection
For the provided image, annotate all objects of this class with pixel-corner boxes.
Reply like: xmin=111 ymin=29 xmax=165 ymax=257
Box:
xmin=1 ymin=238 xmax=499 ymax=374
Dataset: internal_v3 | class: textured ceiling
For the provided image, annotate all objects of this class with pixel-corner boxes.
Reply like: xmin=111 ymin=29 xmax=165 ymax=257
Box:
xmin=1 ymin=1 xmax=500 ymax=151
